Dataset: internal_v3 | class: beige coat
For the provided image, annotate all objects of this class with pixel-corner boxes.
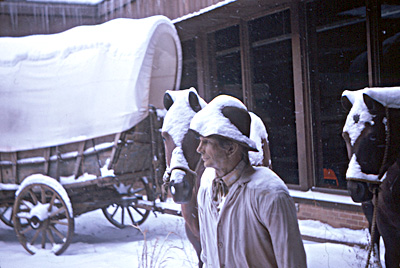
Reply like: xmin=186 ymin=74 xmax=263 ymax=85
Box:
xmin=198 ymin=165 xmax=307 ymax=268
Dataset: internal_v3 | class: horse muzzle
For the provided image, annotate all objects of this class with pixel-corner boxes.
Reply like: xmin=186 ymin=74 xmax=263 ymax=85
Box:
xmin=169 ymin=168 xmax=194 ymax=204
xmin=347 ymin=180 xmax=373 ymax=202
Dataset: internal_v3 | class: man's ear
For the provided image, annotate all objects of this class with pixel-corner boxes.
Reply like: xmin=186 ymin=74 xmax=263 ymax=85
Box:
xmin=227 ymin=142 xmax=239 ymax=157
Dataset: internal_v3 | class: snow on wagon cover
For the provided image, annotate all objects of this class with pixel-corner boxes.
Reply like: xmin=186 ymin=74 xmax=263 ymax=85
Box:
xmin=342 ymin=87 xmax=400 ymax=182
xmin=0 ymin=15 xmax=182 ymax=152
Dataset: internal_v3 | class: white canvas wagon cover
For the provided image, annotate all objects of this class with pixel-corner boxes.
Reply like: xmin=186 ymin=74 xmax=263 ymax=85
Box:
xmin=0 ymin=15 xmax=182 ymax=152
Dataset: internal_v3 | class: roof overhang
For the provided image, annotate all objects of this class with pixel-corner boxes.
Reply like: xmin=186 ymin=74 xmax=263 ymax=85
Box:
xmin=174 ymin=0 xmax=291 ymax=40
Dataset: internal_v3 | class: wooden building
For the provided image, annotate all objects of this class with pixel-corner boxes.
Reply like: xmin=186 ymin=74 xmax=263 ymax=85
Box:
xmin=2 ymin=0 xmax=399 ymax=230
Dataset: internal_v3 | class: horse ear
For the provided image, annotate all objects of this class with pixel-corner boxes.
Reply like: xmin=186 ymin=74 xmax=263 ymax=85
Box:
xmin=164 ymin=92 xmax=174 ymax=110
xmin=363 ymin=93 xmax=384 ymax=115
xmin=341 ymin=95 xmax=353 ymax=111
xmin=188 ymin=91 xmax=202 ymax=112
xmin=222 ymin=106 xmax=251 ymax=138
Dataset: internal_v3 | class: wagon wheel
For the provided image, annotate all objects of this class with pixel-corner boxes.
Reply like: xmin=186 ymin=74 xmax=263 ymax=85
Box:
xmin=12 ymin=175 xmax=74 ymax=255
xmin=102 ymin=177 xmax=153 ymax=228
xmin=0 ymin=206 xmax=14 ymax=227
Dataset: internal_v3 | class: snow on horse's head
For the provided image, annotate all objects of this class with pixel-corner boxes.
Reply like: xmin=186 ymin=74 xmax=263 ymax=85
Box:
xmin=342 ymin=87 xmax=400 ymax=268
xmin=161 ymin=87 xmax=207 ymax=203
xmin=342 ymin=87 xmax=400 ymax=200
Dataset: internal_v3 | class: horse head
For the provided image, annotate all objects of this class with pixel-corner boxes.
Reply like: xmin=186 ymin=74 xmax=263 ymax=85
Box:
xmin=342 ymin=88 xmax=400 ymax=202
xmin=161 ymin=88 xmax=207 ymax=204
xmin=162 ymin=89 xmax=272 ymax=203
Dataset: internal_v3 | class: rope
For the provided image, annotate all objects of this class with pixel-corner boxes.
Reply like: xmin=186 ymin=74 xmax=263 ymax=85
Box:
xmin=364 ymin=107 xmax=392 ymax=268
xmin=378 ymin=107 xmax=391 ymax=180
xmin=364 ymin=187 xmax=382 ymax=268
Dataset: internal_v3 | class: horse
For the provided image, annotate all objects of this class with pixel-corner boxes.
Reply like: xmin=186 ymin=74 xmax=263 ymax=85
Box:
xmin=341 ymin=87 xmax=400 ymax=268
xmin=161 ymin=88 xmax=271 ymax=267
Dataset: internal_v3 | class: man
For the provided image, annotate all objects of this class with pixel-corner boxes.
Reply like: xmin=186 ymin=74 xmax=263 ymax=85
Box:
xmin=190 ymin=95 xmax=307 ymax=268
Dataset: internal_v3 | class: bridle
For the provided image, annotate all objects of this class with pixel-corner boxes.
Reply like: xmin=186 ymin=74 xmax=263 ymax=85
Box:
xmin=162 ymin=147 xmax=203 ymax=197
xmin=346 ymin=107 xmax=391 ymax=184
xmin=352 ymin=107 xmax=391 ymax=268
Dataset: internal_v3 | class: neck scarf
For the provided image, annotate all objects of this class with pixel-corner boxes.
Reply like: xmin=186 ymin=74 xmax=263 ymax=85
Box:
xmin=211 ymin=160 xmax=248 ymax=206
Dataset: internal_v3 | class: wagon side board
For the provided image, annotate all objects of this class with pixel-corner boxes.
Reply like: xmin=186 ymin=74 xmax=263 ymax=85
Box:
xmin=0 ymin=111 xmax=166 ymax=215
xmin=0 ymin=136 xmax=114 ymax=185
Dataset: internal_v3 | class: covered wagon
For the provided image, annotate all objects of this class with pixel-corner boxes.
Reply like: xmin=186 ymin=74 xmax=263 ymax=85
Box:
xmin=0 ymin=15 xmax=181 ymax=255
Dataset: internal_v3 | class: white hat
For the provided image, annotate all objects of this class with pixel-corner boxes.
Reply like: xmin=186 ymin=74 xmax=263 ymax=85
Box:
xmin=189 ymin=95 xmax=258 ymax=151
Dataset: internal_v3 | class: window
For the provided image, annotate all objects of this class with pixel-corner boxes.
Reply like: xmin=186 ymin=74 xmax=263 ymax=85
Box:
xmin=180 ymin=38 xmax=198 ymax=90
xmin=249 ymin=10 xmax=299 ymax=185
xmin=381 ymin=2 xmax=400 ymax=87
xmin=207 ymin=25 xmax=243 ymax=101
xmin=307 ymin=0 xmax=367 ymax=189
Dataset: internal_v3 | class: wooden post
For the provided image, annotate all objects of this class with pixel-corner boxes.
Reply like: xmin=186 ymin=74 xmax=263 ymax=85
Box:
xmin=366 ymin=0 xmax=382 ymax=87
xmin=240 ymin=19 xmax=253 ymax=109
xmin=73 ymin=141 xmax=86 ymax=179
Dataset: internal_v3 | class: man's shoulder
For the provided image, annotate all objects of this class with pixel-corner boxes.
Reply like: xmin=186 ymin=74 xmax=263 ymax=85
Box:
xmin=245 ymin=166 xmax=289 ymax=193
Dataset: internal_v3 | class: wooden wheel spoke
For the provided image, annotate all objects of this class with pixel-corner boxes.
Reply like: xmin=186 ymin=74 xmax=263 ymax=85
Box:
xmin=48 ymin=193 xmax=57 ymax=212
xmin=121 ymin=208 xmax=125 ymax=226
xmin=20 ymin=225 xmax=33 ymax=235
xmin=49 ymin=225 xmax=66 ymax=241
xmin=127 ymin=207 xmax=135 ymax=224
xmin=131 ymin=188 xmax=144 ymax=195
xmin=41 ymin=229 xmax=47 ymax=249
xmin=0 ymin=207 xmax=9 ymax=217
xmin=30 ymin=228 xmax=41 ymax=245
xmin=49 ymin=206 xmax=66 ymax=218
xmin=28 ymin=189 xmax=39 ymax=205
xmin=51 ymin=219 xmax=69 ymax=226
xmin=21 ymin=200 xmax=34 ymax=211
xmin=47 ymin=229 xmax=55 ymax=244
xmin=133 ymin=207 xmax=144 ymax=217
xmin=111 ymin=205 xmax=120 ymax=218
xmin=41 ymin=187 xmax=46 ymax=204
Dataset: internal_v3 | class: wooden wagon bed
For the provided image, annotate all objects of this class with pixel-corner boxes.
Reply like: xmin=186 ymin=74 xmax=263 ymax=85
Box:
xmin=0 ymin=15 xmax=182 ymax=255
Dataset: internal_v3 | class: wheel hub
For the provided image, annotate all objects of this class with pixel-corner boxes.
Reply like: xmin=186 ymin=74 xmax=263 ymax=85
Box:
xmin=29 ymin=216 xmax=42 ymax=229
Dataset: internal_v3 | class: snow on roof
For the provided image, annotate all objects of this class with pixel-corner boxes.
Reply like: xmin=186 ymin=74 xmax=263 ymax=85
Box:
xmin=0 ymin=15 xmax=182 ymax=152
xmin=26 ymin=0 xmax=103 ymax=5
xmin=172 ymin=0 xmax=236 ymax=23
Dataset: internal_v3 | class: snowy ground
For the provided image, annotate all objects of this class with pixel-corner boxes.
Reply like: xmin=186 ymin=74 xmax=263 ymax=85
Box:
xmin=0 ymin=208 xmax=385 ymax=268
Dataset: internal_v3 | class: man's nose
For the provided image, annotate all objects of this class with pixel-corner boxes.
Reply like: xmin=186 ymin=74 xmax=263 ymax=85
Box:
xmin=196 ymin=140 xmax=204 ymax=153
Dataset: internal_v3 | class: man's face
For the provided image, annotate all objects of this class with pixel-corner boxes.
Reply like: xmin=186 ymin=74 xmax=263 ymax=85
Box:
xmin=196 ymin=136 xmax=229 ymax=170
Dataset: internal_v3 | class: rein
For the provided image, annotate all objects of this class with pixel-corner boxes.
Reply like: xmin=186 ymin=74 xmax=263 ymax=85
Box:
xmin=364 ymin=107 xmax=390 ymax=268
xmin=364 ymin=187 xmax=382 ymax=268
xmin=378 ymin=107 xmax=391 ymax=180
